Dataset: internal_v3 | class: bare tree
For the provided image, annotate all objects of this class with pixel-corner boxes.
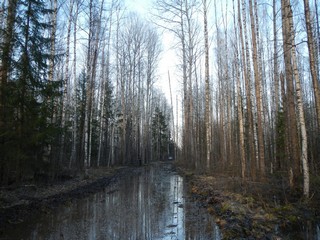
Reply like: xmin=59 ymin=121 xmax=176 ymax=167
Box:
xmin=233 ymin=0 xmax=246 ymax=179
xmin=249 ymin=0 xmax=265 ymax=178
xmin=69 ymin=0 xmax=80 ymax=169
xmin=60 ymin=0 xmax=74 ymax=167
xmin=238 ymin=0 xmax=256 ymax=180
xmin=48 ymin=0 xmax=58 ymax=83
xmin=203 ymin=0 xmax=211 ymax=170
xmin=153 ymin=0 xmax=199 ymax=167
xmin=304 ymin=0 xmax=320 ymax=130
xmin=281 ymin=0 xmax=300 ymax=187
xmin=272 ymin=0 xmax=280 ymax=172
xmin=281 ymin=0 xmax=309 ymax=197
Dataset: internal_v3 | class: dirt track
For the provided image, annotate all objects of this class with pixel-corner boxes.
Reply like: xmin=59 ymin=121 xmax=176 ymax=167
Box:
xmin=0 ymin=166 xmax=141 ymax=236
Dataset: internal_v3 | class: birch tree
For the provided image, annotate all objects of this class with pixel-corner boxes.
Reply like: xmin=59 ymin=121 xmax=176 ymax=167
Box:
xmin=248 ymin=0 xmax=265 ymax=178
xmin=233 ymin=0 xmax=246 ymax=179
xmin=281 ymin=0 xmax=300 ymax=187
xmin=281 ymin=0 xmax=309 ymax=197
xmin=203 ymin=0 xmax=211 ymax=170
xmin=304 ymin=0 xmax=320 ymax=130
xmin=238 ymin=0 xmax=256 ymax=180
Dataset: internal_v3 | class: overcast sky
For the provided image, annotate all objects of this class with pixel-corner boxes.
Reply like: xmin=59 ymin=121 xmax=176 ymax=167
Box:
xmin=124 ymin=0 xmax=182 ymax=138
xmin=125 ymin=0 xmax=152 ymax=15
xmin=125 ymin=0 xmax=180 ymax=104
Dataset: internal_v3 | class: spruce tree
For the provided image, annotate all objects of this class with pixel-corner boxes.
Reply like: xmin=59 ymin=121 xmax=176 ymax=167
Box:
xmin=152 ymin=107 xmax=169 ymax=161
xmin=0 ymin=0 xmax=60 ymax=184
xmin=0 ymin=0 xmax=18 ymax=184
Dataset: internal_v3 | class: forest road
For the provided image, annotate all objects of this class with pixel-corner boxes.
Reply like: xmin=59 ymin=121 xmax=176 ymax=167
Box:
xmin=0 ymin=162 xmax=221 ymax=240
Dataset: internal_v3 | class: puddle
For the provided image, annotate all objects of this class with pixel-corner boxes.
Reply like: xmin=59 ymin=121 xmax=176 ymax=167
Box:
xmin=1 ymin=163 xmax=221 ymax=240
xmin=277 ymin=221 xmax=320 ymax=240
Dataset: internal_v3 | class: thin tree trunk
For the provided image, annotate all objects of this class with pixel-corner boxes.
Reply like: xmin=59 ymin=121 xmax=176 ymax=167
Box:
xmin=304 ymin=0 xmax=320 ymax=130
xmin=168 ymin=70 xmax=175 ymax=152
xmin=203 ymin=0 xmax=211 ymax=170
xmin=249 ymin=0 xmax=265 ymax=178
xmin=286 ymin=0 xmax=310 ymax=197
xmin=97 ymin=42 xmax=107 ymax=167
xmin=239 ymin=0 xmax=256 ymax=180
xmin=69 ymin=1 xmax=79 ymax=169
xmin=273 ymin=0 xmax=280 ymax=172
xmin=292 ymin=51 xmax=310 ymax=197
xmin=60 ymin=0 xmax=74 ymax=166
xmin=97 ymin=0 xmax=111 ymax=167
xmin=83 ymin=0 xmax=95 ymax=168
xmin=281 ymin=0 xmax=300 ymax=187
xmin=233 ymin=0 xmax=246 ymax=179
xmin=48 ymin=0 xmax=57 ymax=82
xmin=180 ymin=2 xmax=188 ymax=165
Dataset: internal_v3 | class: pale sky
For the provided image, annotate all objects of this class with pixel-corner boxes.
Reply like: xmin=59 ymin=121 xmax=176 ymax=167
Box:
xmin=125 ymin=0 xmax=180 ymax=106
xmin=125 ymin=0 xmax=182 ymax=143
xmin=125 ymin=0 xmax=152 ymax=15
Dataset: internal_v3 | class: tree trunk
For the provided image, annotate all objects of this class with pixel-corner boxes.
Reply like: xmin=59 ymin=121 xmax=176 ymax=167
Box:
xmin=286 ymin=0 xmax=310 ymax=197
xmin=233 ymin=0 xmax=246 ymax=179
xmin=0 ymin=0 xmax=17 ymax=184
xmin=249 ymin=0 xmax=265 ymax=179
xmin=281 ymin=0 xmax=300 ymax=187
xmin=203 ymin=0 xmax=211 ymax=170
xmin=69 ymin=1 xmax=79 ymax=169
xmin=60 ymin=0 xmax=74 ymax=166
xmin=304 ymin=0 xmax=320 ymax=130
xmin=239 ymin=0 xmax=256 ymax=180
xmin=273 ymin=0 xmax=280 ymax=172
xmin=180 ymin=2 xmax=188 ymax=165
xmin=48 ymin=0 xmax=57 ymax=82
xmin=0 ymin=0 xmax=17 ymax=128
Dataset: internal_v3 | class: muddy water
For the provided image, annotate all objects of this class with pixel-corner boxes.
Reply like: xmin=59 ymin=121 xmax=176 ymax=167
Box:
xmin=2 ymin=163 xmax=221 ymax=240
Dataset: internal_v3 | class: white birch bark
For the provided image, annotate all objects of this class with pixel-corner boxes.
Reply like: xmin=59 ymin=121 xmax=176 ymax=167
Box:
xmin=304 ymin=0 xmax=320 ymax=129
xmin=239 ymin=0 xmax=256 ymax=180
xmin=203 ymin=0 xmax=211 ymax=169
xmin=233 ymin=0 xmax=246 ymax=179
xmin=249 ymin=0 xmax=265 ymax=178
xmin=60 ymin=0 xmax=73 ymax=165
xmin=69 ymin=1 xmax=79 ymax=169
xmin=287 ymin=1 xmax=309 ymax=197
xmin=48 ymin=0 xmax=57 ymax=82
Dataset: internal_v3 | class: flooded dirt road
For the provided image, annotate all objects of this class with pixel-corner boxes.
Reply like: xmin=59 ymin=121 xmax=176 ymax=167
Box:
xmin=2 ymin=163 xmax=221 ymax=240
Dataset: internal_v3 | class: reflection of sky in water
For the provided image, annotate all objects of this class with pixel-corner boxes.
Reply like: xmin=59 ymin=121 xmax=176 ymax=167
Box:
xmin=4 ymin=164 xmax=221 ymax=240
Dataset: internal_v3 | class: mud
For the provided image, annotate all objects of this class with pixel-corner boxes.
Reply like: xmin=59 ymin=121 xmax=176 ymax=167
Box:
xmin=182 ymin=170 xmax=320 ymax=240
xmin=0 ymin=166 xmax=140 ymax=236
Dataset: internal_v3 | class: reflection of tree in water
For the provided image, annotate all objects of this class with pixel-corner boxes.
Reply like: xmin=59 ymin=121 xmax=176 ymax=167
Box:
xmin=91 ymin=164 xmax=220 ymax=239
xmin=2 ymin=163 xmax=221 ymax=239
xmin=101 ymin=166 xmax=173 ymax=239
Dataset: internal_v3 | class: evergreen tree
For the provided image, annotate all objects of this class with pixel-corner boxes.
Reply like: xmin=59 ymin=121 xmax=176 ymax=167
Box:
xmin=0 ymin=0 xmax=60 ymax=184
xmin=152 ymin=107 xmax=170 ymax=161
xmin=275 ymin=107 xmax=286 ymax=171
xmin=0 ymin=0 xmax=18 ymax=184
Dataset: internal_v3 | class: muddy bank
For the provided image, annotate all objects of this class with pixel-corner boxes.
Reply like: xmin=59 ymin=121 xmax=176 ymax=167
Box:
xmin=180 ymin=167 xmax=320 ymax=239
xmin=0 ymin=166 xmax=143 ymax=235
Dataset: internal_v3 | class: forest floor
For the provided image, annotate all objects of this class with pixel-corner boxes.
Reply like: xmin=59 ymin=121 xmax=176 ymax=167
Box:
xmin=178 ymin=166 xmax=320 ymax=239
xmin=0 ymin=166 xmax=143 ymax=235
